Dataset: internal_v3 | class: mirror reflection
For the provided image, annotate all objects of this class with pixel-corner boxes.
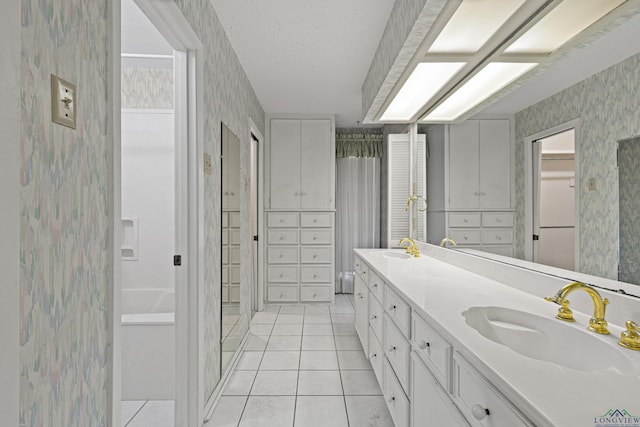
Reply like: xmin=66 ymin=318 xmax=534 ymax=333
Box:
xmin=221 ymin=122 xmax=242 ymax=372
xmin=618 ymin=136 xmax=640 ymax=286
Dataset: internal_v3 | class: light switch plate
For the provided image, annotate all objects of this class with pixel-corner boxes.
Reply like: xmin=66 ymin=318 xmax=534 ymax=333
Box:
xmin=51 ymin=74 xmax=77 ymax=129
xmin=204 ymin=153 xmax=213 ymax=175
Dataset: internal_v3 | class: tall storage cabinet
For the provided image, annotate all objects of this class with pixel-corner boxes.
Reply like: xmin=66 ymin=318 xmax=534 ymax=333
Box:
xmin=266 ymin=116 xmax=335 ymax=303
xmin=427 ymin=119 xmax=514 ymax=256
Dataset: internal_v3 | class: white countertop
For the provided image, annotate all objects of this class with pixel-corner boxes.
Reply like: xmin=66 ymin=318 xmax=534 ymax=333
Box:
xmin=354 ymin=248 xmax=640 ymax=427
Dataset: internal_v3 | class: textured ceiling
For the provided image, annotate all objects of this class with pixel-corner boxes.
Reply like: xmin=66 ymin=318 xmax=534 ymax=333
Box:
xmin=211 ymin=0 xmax=396 ymax=127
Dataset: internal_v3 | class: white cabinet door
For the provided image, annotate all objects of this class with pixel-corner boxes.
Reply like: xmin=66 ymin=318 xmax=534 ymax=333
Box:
xmin=412 ymin=353 xmax=469 ymax=427
xmin=354 ymin=274 xmax=369 ymax=352
xmin=449 ymin=121 xmax=480 ymax=209
xmin=479 ymin=120 xmax=510 ymax=209
xmin=270 ymin=119 xmax=301 ymax=209
xmin=300 ymin=119 xmax=333 ymax=209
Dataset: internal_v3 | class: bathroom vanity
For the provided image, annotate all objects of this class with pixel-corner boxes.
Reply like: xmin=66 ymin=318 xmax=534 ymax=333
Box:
xmin=354 ymin=245 xmax=640 ymax=427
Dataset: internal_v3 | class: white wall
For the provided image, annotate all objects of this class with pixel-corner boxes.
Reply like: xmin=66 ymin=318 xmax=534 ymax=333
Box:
xmin=0 ymin=0 xmax=20 ymax=423
xmin=121 ymin=109 xmax=176 ymax=291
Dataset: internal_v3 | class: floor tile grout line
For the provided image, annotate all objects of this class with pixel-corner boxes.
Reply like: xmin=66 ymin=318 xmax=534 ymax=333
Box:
xmin=123 ymin=400 xmax=148 ymax=427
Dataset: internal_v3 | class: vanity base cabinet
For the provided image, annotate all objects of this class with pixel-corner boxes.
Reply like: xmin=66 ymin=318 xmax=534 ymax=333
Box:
xmin=411 ymin=353 xmax=469 ymax=427
xmin=384 ymin=359 xmax=410 ymax=427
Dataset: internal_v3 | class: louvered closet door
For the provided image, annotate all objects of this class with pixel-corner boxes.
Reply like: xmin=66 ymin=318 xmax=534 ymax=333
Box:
xmin=415 ymin=135 xmax=427 ymax=241
xmin=388 ymin=134 xmax=410 ymax=245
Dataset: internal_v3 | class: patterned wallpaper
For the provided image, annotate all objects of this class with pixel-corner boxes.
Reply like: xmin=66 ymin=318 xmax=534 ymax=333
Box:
xmin=618 ymin=137 xmax=640 ymax=285
xmin=121 ymin=67 xmax=174 ymax=109
xmin=20 ymin=0 xmax=110 ymax=425
xmin=514 ymin=52 xmax=640 ymax=280
xmin=361 ymin=0 xmax=447 ymax=123
xmin=174 ymin=0 xmax=265 ymax=402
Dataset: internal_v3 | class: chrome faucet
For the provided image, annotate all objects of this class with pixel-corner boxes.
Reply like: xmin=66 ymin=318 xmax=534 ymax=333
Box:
xmin=399 ymin=238 xmax=420 ymax=257
xmin=439 ymin=237 xmax=457 ymax=248
xmin=545 ymin=281 xmax=610 ymax=335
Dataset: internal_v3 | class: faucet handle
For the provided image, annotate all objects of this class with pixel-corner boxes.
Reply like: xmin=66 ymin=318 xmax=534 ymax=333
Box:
xmin=619 ymin=321 xmax=640 ymax=351
xmin=544 ymin=296 xmax=576 ymax=322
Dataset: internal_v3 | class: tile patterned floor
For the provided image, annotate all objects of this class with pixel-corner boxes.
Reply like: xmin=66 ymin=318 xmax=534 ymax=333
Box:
xmin=121 ymin=295 xmax=393 ymax=427
xmin=206 ymin=294 xmax=394 ymax=427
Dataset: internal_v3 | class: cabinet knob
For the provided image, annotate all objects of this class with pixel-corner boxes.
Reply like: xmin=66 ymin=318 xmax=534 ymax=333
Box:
xmin=313 ymin=236 xmax=317 ymax=241
xmin=417 ymin=340 xmax=430 ymax=350
xmin=386 ymin=396 xmax=396 ymax=404
xmin=313 ymin=253 xmax=318 ymax=258
xmin=471 ymin=404 xmax=490 ymax=420
xmin=480 ymin=192 xmax=486 ymax=196
xmin=372 ymin=283 xmax=378 ymax=288
xmin=370 ymin=315 xmax=377 ymax=320
xmin=388 ymin=304 xmax=397 ymax=311
xmin=313 ymin=219 xmax=317 ymax=223
xmin=474 ymin=191 xmax=480 ymax=196
xmin=313 ymin=273 xmax=318 ymax=279
xmin=369 ymin=353 xmax=377 ymax=359
xmin=357 ymin=293 xmax=364 ymax=299
xmin=463 ymin=218 xmax=468 ymax=223
xmin=496 ymin=217 xmax=502 ymax=223
xmin=313 ymin=293 xmax=317 ymax=298
xmin=496 ymin=235 xmax=502 ymax=240
xmin=386 ymin=345 xmax=396 ymax=352
xmin=280 ymin=235 xmax=285 ymax=240
xmin=279 ymin=273 xmax=284 ymax=278
xmin=279 ymin=252 xmax=284 ymax=258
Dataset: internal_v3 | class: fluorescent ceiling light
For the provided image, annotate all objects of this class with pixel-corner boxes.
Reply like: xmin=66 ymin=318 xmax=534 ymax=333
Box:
xmin=429 ymin=0 xmax=526 ymax=53
xmin=381 ymin=62 xmax=466 ymax=121
xmin=423 ymin=62 xmax=537 ymax=121
xmin=505 ymin=0 xmax=626 ymax=54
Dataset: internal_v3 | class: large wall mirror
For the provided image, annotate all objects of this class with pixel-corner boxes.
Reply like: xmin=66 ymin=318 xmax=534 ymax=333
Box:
xmin=618 ymin=136 xmax=640 ymax=286
xmin=221 ymin=122 xmax=242 ymax=372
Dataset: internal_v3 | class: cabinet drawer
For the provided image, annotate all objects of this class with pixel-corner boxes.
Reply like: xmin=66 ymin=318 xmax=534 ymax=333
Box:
xmin=267 ymin=247 xmax=299 ymax=264
xmin=481 ymin=229 xmax=513 ymax=244
xmin=268 ymin=285 xmax=298 ymax=302
xmin=453 ymin=353 xmax=533 ymax=427
xmin=267 ymin=266 xmax=298 ymax=283
xmin=368 ymin=328 xmax=384 ymax=387
xmin=300 ymin=286 xmax=332 ymax=302
xmin=384 ymin=286 xmax=410 ymax=338
xmin=383 ymin=359 xmax=410 ymax=427
xmin=411 ymin=353 xmax=469 ymax=427
xmin=267 ymin=229 xmax=298 ymax=245
xmin=300 ymin=212 xmax=332 ymax=228
xmin=367 ymin=269 xmax=384 ymax=303
xmin=449 ymin=229 xmax=481 ymax=245
xmin=412 ymin=313 xmax=452 ymax=391
xmin=449 ymin=212 xmax=481 ymax=227
xmin=229 ymin=211 xmax=241 ymax=227
xmin=383 ymin=315 xmax=410 ymax=393
xmin=482 ymin=212 xmax=513 ymax=227
xmin=300 ymin=229 xmax=332 ymax=245
xmin=354 ymin=256 xmax=368 ymax=278
xmin=301 ymin=265 xmax=332 ymax=283
xmin=229 ymin=229 xmax=240 ymax=245
xmin=267 ymin=212 xmax=298 ymax=228
xmin=368 ymin=295 xmax=384 ymax=342
xmin=230 ymin=266 xmax=240 ymax=284
xmin=301 ymin=246 xmax=332 ymax=263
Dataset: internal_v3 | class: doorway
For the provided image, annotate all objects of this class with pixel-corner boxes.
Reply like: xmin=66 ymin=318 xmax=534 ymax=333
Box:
xmin=525 ymin=120 xmax=580 ymax=270
xmin=250 ymin=132 xmax=261 ymax=313
xmin=115 ymin=0 xmax=203 ymax=425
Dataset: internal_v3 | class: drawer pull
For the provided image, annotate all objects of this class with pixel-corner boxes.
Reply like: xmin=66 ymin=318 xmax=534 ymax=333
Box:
xmin=279 ymin=218 xmax=284 ymax=223
xmin=388 ymin=304 xmax=397 ymax=311
xmin=387 ymin=396 xmax=396 ymax=403
xmin=279 ymin=252 xmax=284 ymax=258
xmin=472 ymin=404 xmax=490 ymax=420
xmin=369 ymin=353 xmax=377 ymax=359
xmin=313 ymin=293 xmax=317 ymax=298
xmin=463 ymin=218 xmax=468 ymax=223
xmin=386 ymin=345 xmax=396 ymax=352
xmin=313 ymin=236 xmax=317 ymax=241
xmin=357 ymin=293 xmax=364 ymax=299
xmin=280 ymin=234 xmax=285 ymax=240
xmin=370 ymin=315 xmax=377 ymax=320
xmin=463 ymin=236 xmax=468 ymax=241
xmin=279 ymin=273 xmax=284 ymax=278
xmin=372 ymin=283 xmax=378 ymax=288
xmin=313 ymin=273 xmax=318 ymax=279
xmin=496 ymin=234 xmax=502 ymax=240
xmin=280 ymin=292 xmax=284 ymax=297
xmin=313 ymin=219 xmax=317 ymax=223
xmin=496 ymin=217 xmax=502 ymax=223
xmin=362 ymin=271 xmax=367 ymax=275
xmin=417 ymin=340 xmax=430 ymax=350
xmin=313 ymin=253 xmax=318 ymax=258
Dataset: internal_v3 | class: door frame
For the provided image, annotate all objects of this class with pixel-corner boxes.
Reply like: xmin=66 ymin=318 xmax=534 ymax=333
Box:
xmin=249 ymin=118 xmax=265 ymax=313
xmin=524 ymin=118 xmax=581 ymax=269
xmin=0 ymin=0 xmax=20 ymax=423
xmin=110 ymin=1 xmax=204 ymax=426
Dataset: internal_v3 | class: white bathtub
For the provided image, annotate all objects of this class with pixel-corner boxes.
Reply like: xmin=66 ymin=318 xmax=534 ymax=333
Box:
xmin=121 ymin=288 xmax=175 ymax=400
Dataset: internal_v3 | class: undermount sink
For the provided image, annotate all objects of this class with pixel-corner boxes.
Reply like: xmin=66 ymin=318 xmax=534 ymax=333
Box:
xmin=379 ymin=251 xmax=413 ymax=260
xmin=462 ymin=306 xmax=633 ymax=373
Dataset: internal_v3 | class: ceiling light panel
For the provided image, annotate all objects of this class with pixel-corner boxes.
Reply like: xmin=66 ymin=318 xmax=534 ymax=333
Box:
xmin=505 ymin=0 xmax=627 ymax=54
xmin=428 ymin=0 xmax=526 ymax=53
xmin=380 ymin=62 xmax=466 ymax=121
xmin=423 ymin=62 xmax=538 ymax=121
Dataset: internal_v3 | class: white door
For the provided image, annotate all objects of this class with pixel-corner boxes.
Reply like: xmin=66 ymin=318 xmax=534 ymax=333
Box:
xmin=449 ymin=121 xmax=480 ymax=209
xmin=270 ymin=119 xmax=301 ymax=209
xmin=250 ymin=133 xmax=260 ymax=312
xmin=300 ymin=119 xmax=332 ymax=209
xmin=479 ymin=120 xmax=510 ymax=209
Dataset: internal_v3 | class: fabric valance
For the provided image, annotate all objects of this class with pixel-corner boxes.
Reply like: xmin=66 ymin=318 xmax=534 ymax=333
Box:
xmin=336 ymin=133 xmax=383 ymax=158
